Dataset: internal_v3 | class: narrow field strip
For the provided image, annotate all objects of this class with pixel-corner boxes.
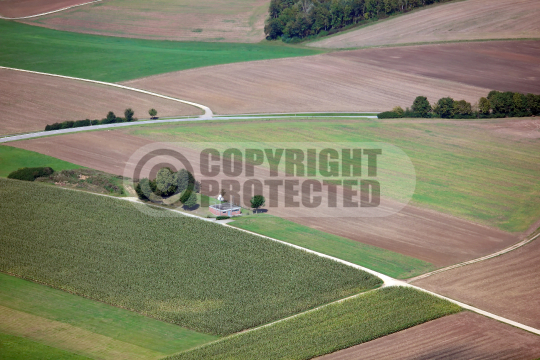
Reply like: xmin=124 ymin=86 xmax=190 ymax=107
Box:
xmin=408 ymin=231 xmax=540 ymax=282
xmin=0 ymin=66 xmax=212 ymax=118
xmin=0 ymin=0 xmax=101 ymax=20
xmin=0 ymin=333 xmax=90 ymax=360
xmin=0 ymin=305 xmax=163 ymax=360
xmin=166 ymin=287 xmax=461 ymax=360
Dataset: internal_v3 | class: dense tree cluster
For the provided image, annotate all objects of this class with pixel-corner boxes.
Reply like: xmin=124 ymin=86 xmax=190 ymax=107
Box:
xmin=7 ymin=167 xmax=54 ymax=182
xmin=136 ymin=168 xmax=201 ymax=209
xmin=44 ymin=108 xmax=138 ymax=131
xmin=265 ymin=0 xmax=453 ymax=41
xmin=378 ymin=91 xmax=540 ymax=119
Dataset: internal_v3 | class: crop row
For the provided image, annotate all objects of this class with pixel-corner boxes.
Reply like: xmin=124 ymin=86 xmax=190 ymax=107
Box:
xmin=169 ymin=286 xmax=462 ymax=359
xmin=0 ymin=178 xmax=381 ymax=335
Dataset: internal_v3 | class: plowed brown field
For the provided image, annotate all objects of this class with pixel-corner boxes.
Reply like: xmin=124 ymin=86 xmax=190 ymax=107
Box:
xmin=124 ymin=41 xmax=540 ymax=115
xmin=8 ymin=130 xmax=518 ymax=267
xmin=310 ymin=0 xmax=540 ymax=49
xmin=317 ymin=312 xmax=540 ymax=360
xmin=413 ymin=235 xmax=540 ymax=329
xmin=0 ymin=68 xmax=201 ymax=135
xmin=0 ymin=0 xmax=87 ymax=18
xmin=22 ymin=0 xmax=269 ymax=43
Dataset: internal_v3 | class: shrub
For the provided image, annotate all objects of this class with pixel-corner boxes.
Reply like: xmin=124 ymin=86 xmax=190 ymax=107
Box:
xmin=453 ymin=100 xmax=472 ymax=118
xmin=216 ymin=216 xmax=230 ymax=220
xmin=392 ymin=106 xmax=404 ymax=117
xmin=61 ymin=121 xmax=75 ymax=129
xmin=124 ymin=108 xmax=135 ymax=122
xmin=377 ymin=111 xmax=402 ymax=119
xmin=7 ymin=167 xmax=54 ymax=181
xmin=91 ymin=120 xmax=99 ymax=125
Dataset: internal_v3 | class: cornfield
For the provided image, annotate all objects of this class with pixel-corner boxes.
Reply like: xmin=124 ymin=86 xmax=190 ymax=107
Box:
xmin=0 ymin=178 xmax=382 ymax=335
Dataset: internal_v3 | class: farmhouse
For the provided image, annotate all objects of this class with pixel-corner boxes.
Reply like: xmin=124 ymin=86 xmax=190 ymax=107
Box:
xmin=209 ymin=203 xmax=241 ymax=217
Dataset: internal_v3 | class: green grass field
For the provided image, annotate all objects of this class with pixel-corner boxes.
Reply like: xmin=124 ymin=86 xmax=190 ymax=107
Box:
xmin=0 ymin=273 xmax=216 ymax=359
xmin=0 ymin=178 xmax=382 ymax=336
xmin=231 ymin=215 xmax=434 ymax=278
xmin=0 ymin=333 xmax=90 ymax=360
xmin=126 ymin=118 xmax=540 ymax=232
xmin=169 ymin=287 xmax=461 ymax=360
xmin=0 ymin=20 xmax=322 ymax=82
xmin=0 ymin=146 xmax=82 ymax=178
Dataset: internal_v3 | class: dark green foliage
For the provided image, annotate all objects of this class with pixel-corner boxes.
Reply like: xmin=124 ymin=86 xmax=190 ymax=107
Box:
xmin=149 ymin=108 xmax=158 ymax=119
xmin=136 ymin=178 xmax=154 ymax=200
xmin=412 ymin=96 xmax=431 ymax=117
xmin=377 ymin=111 xmax=402 ymax=119
xmin=250 ymin=195 xmax=266 ymax=212
xmin=216 ymin=216 xmax=230 ymax=220
xmin=179 ymin=190 xmax=192 ymax=204
xmin=156 ymin=167 xmax=178 ymax=197
xmin=452 ymin=100 xmax=472 ymax=118
xmin=7 ymin=167 xmax=54 ymax=181
xmin=136 ymin=168 xmax=199 ymax=201
xmin=265 ymin=0 xmax=455 ymax=41
xmin=433 ymin=97 xmax=455 ymax=118
xmin=73 ymin=119 xmax=91 ymax=128
xmin=107 ymin=111 xmax=116 ymax=123
xmin=124 ymin=108 xmax=135 ymax=122
xmin=91 ymin=119 xmax=99 ymax=125
xmin=170 ymin=287 xmax=461 ymax=360
xmin=182 ymin=191 xmax=198 ymax=209
xmin=526 ymin=93 xmax=540 ymax=115
xmin=479 ymin=97 xmax=490 ymax=115
xmin=61 ymin=121 xmax=75 ymax=129
xmin=0 ymin=178 xmax=382 ymax=336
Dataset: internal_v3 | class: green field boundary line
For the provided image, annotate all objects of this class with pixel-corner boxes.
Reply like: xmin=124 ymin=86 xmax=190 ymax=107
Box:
xmin=0 ymin=0 xmax=102 ymax=20
xmin=0 ymin=66 xmax=213 ymax=117
xmin=30 ymin=184 xmax=540 ymax=337
xmin=408 ymin=231 xmax=540 ymax=283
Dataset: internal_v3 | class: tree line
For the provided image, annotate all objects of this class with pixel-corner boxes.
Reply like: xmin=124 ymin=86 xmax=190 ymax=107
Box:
xmin=44 ymin=108 xmax=159 ymax=131
xmin=265 ymin=0 xmax=454 ymax=41
xmin=378 ymin=91 xmax=540 ymax=119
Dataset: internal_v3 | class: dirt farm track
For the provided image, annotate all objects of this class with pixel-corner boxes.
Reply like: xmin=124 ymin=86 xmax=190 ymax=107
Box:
xmin=124 ymin=41 xmax=540 ymax=115
xmin=8 ymin=129 xmax=519 ymax=268
xmin=0 ymin=0 xmax=88 ymax=18
xmin=414 ymin=232 xmax=540 ymax=329
xmin=317 ymin=312 xmax=540 ymax=360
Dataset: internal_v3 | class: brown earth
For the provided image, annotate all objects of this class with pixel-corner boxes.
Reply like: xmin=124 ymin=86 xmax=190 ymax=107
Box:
xmin=124 ymin=41 xmax=540 ymax=115
xmin=413 ymin=235 xmax=540 ymax=329
xmin=8 ymin=130 xmax=518 ymax=267
xmin=0 ymin=68 xmax=201 ymax=135
xmin=332 ymin=40 xmax=540 ymax=95
xmin=21 ymin=0 xmax=269 ymax=43
xmin=0 ymin=0 xmax=87 ymax=18
xmin=310 ymin=0 xmax=540 ymax=49
xmin=317 ymin=312 xmax=540 ymax=360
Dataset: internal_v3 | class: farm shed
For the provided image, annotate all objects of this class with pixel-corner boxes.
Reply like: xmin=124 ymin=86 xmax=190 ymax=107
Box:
xmin=209 ymin=203 xmax=241 ymax=217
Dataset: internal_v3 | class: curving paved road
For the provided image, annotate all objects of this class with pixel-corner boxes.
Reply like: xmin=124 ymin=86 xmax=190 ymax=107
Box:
xmin=0 ymin=0 xmax=102 ymax=20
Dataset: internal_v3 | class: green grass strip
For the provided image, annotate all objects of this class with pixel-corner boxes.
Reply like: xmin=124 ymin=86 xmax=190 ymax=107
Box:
xmin=0 ymin=333 xmax=90 ymax=360
xmin=0 ymin=146 xmax=82 ymax=178
xmin=231 ymin=215 xmax=435 ymax=279
xmin=0 ymin=178 xmax=381 ymax=336
xmin=168 ymin=287 xmax=461 ymax=360
xmin=0 ymin=20 xmax=323 ymax=82
xmin=0 ymin=273 xmax=216 ymax=355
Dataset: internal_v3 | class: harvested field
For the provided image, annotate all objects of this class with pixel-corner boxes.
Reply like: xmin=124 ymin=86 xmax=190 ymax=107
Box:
xmin=0 ymin=0 xmax=87 ymax=18
xmin=8 ymin=127 xmax=523 ymax=267
xmin=331 ymin=40 xmax=540 ymax=95
xmin=123 ymin=52 xmax=491 ymax=115
xmin=309 ymin=0 xmax=540 ymax=49
xmin=413 ymin=235 xmax=540 ymax=329
xmin=317 ymin=312 xmax=540 ymax=360
xmin=23 ymin=0 xmax=269 ymax=43
xmin=0 ymin=68 xmax=201 ymax=135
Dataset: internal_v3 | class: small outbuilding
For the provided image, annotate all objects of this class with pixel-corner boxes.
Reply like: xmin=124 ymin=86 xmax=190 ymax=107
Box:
xmin=209 ymin=203 xmax=241 ymax=217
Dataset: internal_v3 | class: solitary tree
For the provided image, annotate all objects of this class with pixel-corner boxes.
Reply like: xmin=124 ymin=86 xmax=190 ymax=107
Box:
xmin=411 ymin=96 xmax=431 ymax=118
xmin=250 ymin=195 xmax=266 ymax=214
xmin=149 ymin=108 xmax=157 ymax=119
xmin=124 ymin=108 xmax=134 ymax=122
